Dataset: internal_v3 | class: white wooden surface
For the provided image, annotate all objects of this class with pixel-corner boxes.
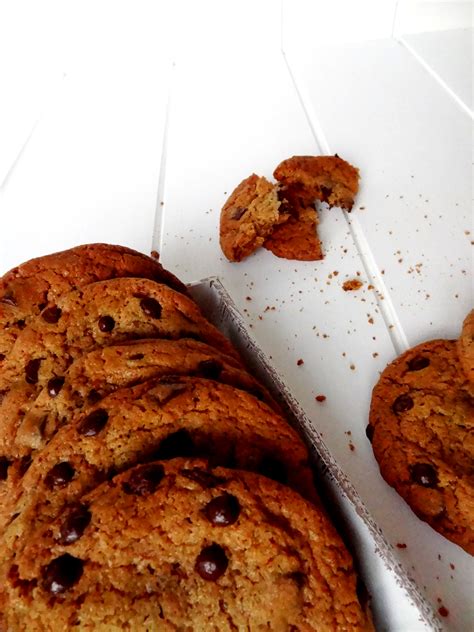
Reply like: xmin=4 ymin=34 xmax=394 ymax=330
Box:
xmin=0 ymin=2 xmax=472 ymax=630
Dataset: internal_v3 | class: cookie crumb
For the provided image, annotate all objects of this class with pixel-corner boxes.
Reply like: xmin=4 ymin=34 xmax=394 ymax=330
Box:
xmin=343 ymin=279 xmax=363 ymax=292
xmin=246 ymin=296 xmax=252 ymax=301
xmin=150 ymin=250 xmax=160 ymax=260
xmin=315 ymin=394 xmax=326 ymax=402
xmin=396 ymin=543 xmax=407 ymax=549
xmin=349 ymin=442 xmax=355 ymax=452
xmin=349 ymin=364 xmax=355 ymax=370
xmin=438 ymin=606 xmax=449 ymax=618
xmin=297 ymin=359 xmax=304 ymax=366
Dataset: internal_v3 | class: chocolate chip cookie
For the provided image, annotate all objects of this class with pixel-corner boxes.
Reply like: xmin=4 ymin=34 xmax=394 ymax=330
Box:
xmin=13 ymin=337 xmax=275 ymax=455
xmin=219 ymin=174 xmax=286 ymax=262
xmin=0 ymin=243 xmax=186 ymax=365
xmin=368 ymin=339 xmax=474 ymax=554
xmin=4 ymin=459 xmax=371 ymax=631
xmin=2 ymin=377 xmax=316 ymax=574
xmin=0 ymin=275 xmax=238 ymax=393
xmin=273 ymin=155 xmax=360 ymax=211
xmin=458 ymin=309 xmax=474 ymax=385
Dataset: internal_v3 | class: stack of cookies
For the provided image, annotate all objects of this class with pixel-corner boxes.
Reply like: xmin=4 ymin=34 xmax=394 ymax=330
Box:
xmin=368 ymin=316 xmax=474 ymax=555
xmin=0 ymin=244 xmax=372 ymax=630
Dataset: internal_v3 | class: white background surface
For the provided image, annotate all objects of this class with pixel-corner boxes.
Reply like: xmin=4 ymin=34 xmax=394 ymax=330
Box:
xmin=0 ymin=1 xmax=472 ymax=630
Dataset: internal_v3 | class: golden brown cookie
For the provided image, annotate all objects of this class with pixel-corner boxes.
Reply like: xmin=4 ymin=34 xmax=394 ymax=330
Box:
xmin=219 ymin=174 xmax=286 ymax=262
xmin=264 ymin=185 xmax=323 ymax=260
xmin=12 ymin=337 xmax=276 ymax=455
xmin=2 ymin=377 xmax=316 ymax=557
xmin=3 ymin=459 xmax=372 ymax=631
xmin=368 ymin=339 xmax=474 ymax=554
xmin=0 ymin=243 xmax=186 ymax=365
xmin=458 ymin=309 xmax=474 ymax=384
xmin=274 ymin=155 xmax=360 ymax=211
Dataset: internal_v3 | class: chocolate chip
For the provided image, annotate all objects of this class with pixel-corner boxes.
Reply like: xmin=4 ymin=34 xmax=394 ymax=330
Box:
xmin=122 ymin=463 xmax=165 ymax=496
xmin=140 ymin=297 xmax=162 ymax=319
xmin=204 ymin=494 xmax=240 ymax=526
xmin=195 ymin=544 xmax=228 ymax=581
xmin=320 ymin=185 xmax=332 ymax=202
xmin=41 ymin=306 xmax=62 ymax=324
xmin=392 ymin=394 xmax=414 ymax=414
xmin=41 ymin=554 xmax=83 ymax=594
xmin=0 ymin=353 xmax=5 ymax=362
xmin=259 ymin=456 xmax=287 ymax=484
xmin=45 ymin=462 xmax=75 ymax=489
xmin=180 ymin=468 xmax=226 ymax=488
xmin=47 ymin=376 xmax=65 ymax=398
xmin=155 ymin=429 xmax=195 ymax=460
xmin=0 ymin=456 xmax=11 ymax=481
xmin=197 ymin=359 xmax=223 ymax=379
xmin=98 ymin=315 xmax=115 ymax=332
xmin=18 ymin=456 xmax=32 ymax=476
xmin=77 ymin=409 xmax=108 ymax=436
xmin=1 ymin=294 xmax=16 ymax=306
xmin=365 ymin=424 xmax=374 ymax=442
xmin=16 ymin=319 xmax=26 ymax=330
xmin=87 ymin=389 xmax=102 ymax=404
xmin=230 ymin=206 xmax=248 ymax=220
xmin=25 ymin=358 xmax=41 ymax=384
xmin=409 ymin=463 xmax=439 ymax=488
xmin=407 ymin=356 xmax=430 ymax=371
xmin=58 ymin=504 xmax=91 ymax=545
xmin=129 ymin=353 xmax=144 ymax=360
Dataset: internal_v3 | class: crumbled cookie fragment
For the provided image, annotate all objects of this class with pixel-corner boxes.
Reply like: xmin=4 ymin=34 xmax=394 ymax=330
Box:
xmin=343 ymin=279 xmax=364 ymax=291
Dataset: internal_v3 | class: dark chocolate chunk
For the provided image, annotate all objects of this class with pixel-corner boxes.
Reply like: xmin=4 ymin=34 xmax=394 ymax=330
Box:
xmin=87 ymin=389 xmax=102 ymax=404
xmin=392 ymin=394 xmax=414 ymax=414
xmin=204 ymin=494 xmax=240 ymax=526
xmin=197 ymin=359 xmax=223 ymax=379
xmin=195 ymin=544 xmax=228 ymax=581
xmin=407 ymin=355 xmax=430 ymax=371
xmin=44 ymin=462 xmax=75 ymax=489
xmin=77 ymin=408 xmax=109 ymax=436
xmin=1 ymin=294 xmax=16 ymax=306
xmin=25 ymin=358 xmax=41 ymax=384
xmin=41 ymin=554 xmax=83 ymax=594
xmin=58 ymin=504 xmax=92 ymax=545
xmin=409 ymin=463 xmax=439 ymax=488
xmin=41 ymin=306 xmax=62 ymax=324
xmin=0 ymin=456 xmax=11 ymax=481
xmin=140 ymin=297 xmax=162 ymax=319
xmin=47 ymin=376 xmax=65 ymax=398
xmin=98 ymin=315 xmax=115 ymax=332
xmin=230 ymin=206 xmax=248 ymax=220
xmin=122 ymin=463 xmax=165 ymax=496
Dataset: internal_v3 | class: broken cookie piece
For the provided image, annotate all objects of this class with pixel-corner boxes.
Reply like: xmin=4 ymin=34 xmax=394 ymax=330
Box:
xmin=219 ymin=175 xmax=287 ymax=262
xmin=274 ymin=155 xmax=360 ymax=211
xmin=264 ymin=185 xmax=322 ymax=261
